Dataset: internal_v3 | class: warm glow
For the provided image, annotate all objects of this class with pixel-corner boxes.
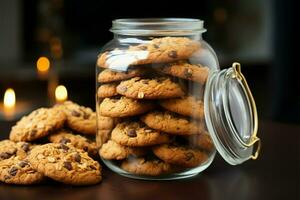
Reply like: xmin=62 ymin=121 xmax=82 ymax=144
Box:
xmin=55 ymin=85 xmax=68 ymax=103
xmin=4 ymin=88 xmax=16 ymax=109
xmin=36 ymin=57 xmax=50 ymax=72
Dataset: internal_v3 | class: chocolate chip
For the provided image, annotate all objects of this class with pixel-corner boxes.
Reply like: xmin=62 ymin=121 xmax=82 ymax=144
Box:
xmin=59 ymin=138 xmax=71 ymax=144
xmin=59 ymin=144 xmax=69 ymax=152
xmin=168 ymin=50 xmax=178 ymax=59
xmin=83 ymin=146 xmax=89 ymax=151
xmin=30 ymin=129 xmax=37 ymax=137
xmin=0 ymin=152 xmax=12 ymax=159
xmin=21 ymin=143 xmax=30 ymax=152
xmin=74 ymin=153 xmax=81 ymax=162
xmin=71 ymin=110 xmax=81 ymax=117
xmin=83 ymin=112 xmax=90 ymax=119
xmin=119 ymin=86 xmax=127 ymax=93
xmin=18 ymin=161 xmax=29 ymax=168
xmin=63 ymin=161 xmax=73 ymax=170
xmin=184 ymin=152 xmax=195 ymax=161
xmin=127 ymin=129 xmax=137 ymax=137
xmin=9 ymin=166 xmax=18 ymax=176
xmin=184 ymin=68 xmax=193 ymax=78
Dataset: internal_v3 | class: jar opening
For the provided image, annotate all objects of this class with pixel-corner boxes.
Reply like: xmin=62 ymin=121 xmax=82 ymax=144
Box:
xmin=110 ymin=18 xmax=206 ymax=36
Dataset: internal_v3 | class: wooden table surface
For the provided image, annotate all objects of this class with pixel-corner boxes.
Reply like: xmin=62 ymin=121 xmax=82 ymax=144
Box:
xmin=0 ymin=120 xmax=299 ymax=200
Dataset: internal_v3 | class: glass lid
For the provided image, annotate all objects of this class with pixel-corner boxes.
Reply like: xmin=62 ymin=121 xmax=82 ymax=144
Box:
xmin=204 ymin=62 xmax=261 ymax=165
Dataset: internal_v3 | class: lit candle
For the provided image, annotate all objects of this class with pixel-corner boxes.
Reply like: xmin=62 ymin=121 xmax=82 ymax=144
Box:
xmin=36 ymin=56 xmax=50 ymax=79
xmin=55 ymin=85 xmax=68 ymax=103
xmin=3 ymin=88 xmax=16 ymax=118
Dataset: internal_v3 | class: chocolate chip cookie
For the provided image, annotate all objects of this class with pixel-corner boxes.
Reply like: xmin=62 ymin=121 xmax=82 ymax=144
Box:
xmin=111 ymin=121 xmax=170 ymax=147
xmin=99 ymin=96 xmax=155 ymax=117
xmin=153 ymin=143 xmax=208 ymax=168
xmin=100 ymin=140 xmax=147 ymax=160
xmin=48 ymin=130 xmax=98 ymax=156
xmin=97 ymin=37 xmax=201 ymax=68
xmin=27 ymin=143 xmax=101 ymax=185
xmin=98 ymin=68 xmax=146 ymax=83
xmin=160 ymin=96 xmax=204 ymax=119
xmin=0 ymin=140 xmax=18 ymax=161
xmin=9 ymin=107 xmax=66 ymax=142
xmin=59 ymin=101 xmax=96 ymax=135
xmin=121 ymin=157 xmax=172 ymax=176
xmin=117 ymin=77 xmax=185 ymax=99
xmin=97 ymin=83 xmax=119 ymax=98
xmin=141 ymin=111 xmax=204 ymax=135
xmin=157 ymin=61 xmax=209 ymax=84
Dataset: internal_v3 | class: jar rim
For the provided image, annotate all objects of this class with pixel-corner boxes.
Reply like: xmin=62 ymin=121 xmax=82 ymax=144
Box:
xmin=110 ymin=18 xmax=206 ymax=36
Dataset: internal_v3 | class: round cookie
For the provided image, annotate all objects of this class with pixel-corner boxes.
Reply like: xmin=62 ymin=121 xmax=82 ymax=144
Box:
xmin=97 ymin=37 xmax=201 ymax=68
xmin=111 ymin=121 xmax=170 ymax=147
xmin=153 ymin=143 xmax=208 ymax=168
xmin=186 ymin=132 xmax=215 ymax=153
xmin=100 ymin=140 xmax=147 ymax=160
xmin=48 ymin=130 xmax=98 ymax=156
xmin=141 ymin=111 xmax=204 ymax=135
xmin=99 ymin=96 xmax=155 ymax=117
xmin=97 ymin=83 xmax=118 ymax=98
xmin=98 ymin=68 xmax=146 ymax=83
xmin=59 ymin=101 xmax=96 ymax=135
xmin=27 ymin=143 xmax=101 ymax=185
xmin=160 ymin=96 xmax=204 ymax=119
xmin=9 ymin=107 xmax=66 ymax=142
xmin=117 ymin=77 xmax=185 ymax=99
xmin=157 ymin=61 xmax=209 ymax=84
xmin=0 ymin=156 xmax=44 ymax=185
xmin=121 ymin=157 xmax=172 ymax=176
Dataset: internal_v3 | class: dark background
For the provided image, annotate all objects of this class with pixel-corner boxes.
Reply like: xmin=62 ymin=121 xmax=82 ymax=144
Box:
xmin=0 ymin=0 xmax=299 ymax=124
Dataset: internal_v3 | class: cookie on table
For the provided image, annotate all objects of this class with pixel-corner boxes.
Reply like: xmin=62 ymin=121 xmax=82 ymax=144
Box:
xmin=27 ymin=143 xmax=101 ymax=185
xmin=0 ymin=156 xmax=44 ymax=185
xmin=98 ymin=68 xmax=146 ymax=83
xmin=160 ymin=96 xmax=204 ymax=119
xmin=9 ymin=107 xmax=66 ymax=142
xmin=100 ymin=140 xmax=147 ymax=160
xmin=117 ymin=77 xmax=185 ymax=99
xmin=185 ymin=132 xmax=214 ymax=153
xmin=48 ymin=129 xmax=98 ymax=156
xmin=58 ymin=101 xmax=96 ymax=135
xmin=153 ymin=143 xmax=208 ymax=168
xmin=111 ymin=121 xmax=170 ymax=147
xmin=157 ymin=61 xmax=209 ymax=84
xmin=97 ymin=83 xmax=119 ymax=98
xmin=99 ymin=96 xmax=155 ymax=117
xmin=97 ymin=37 xmax=201 ymax=68
xmin=121 ymin=157 xmax=172 ymax=176
xmin=141 ymin=111 xmax=203 ymax=135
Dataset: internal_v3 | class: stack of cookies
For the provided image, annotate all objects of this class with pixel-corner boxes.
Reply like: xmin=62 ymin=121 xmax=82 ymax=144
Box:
xmin=0 ymin=101 xmax=102 ymax=185
xmin=97 ymin=37 xmax=215 ymax=176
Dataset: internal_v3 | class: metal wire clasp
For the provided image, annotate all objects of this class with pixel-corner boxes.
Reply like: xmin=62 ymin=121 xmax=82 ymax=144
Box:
xmin=232 ymin=62 xmax=261 ymax=160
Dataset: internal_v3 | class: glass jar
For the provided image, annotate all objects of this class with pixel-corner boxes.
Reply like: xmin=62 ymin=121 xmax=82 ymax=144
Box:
xmin=96 ymin=18 xmax=261 ymax=180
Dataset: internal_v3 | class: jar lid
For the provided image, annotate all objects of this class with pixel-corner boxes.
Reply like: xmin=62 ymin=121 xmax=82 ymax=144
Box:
xmin=204 ymin=62 xmax=261 ymax=165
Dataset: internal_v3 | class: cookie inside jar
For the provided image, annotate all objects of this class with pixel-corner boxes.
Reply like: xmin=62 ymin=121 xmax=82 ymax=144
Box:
xmin=96 ymin=19 xmax=219 ymax=180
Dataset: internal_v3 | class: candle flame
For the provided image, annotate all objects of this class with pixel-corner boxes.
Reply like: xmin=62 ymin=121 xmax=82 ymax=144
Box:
xmin=37 ymin=57 xmax=50 ymax=72
xmin=4 ymin=88 xmax=16 ymax=109
xmin=55 ymin=85 xmax=68 ymax=103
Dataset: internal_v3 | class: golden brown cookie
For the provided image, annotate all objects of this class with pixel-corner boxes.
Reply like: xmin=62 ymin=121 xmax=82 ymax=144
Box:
xmin=97 ymin=83 xmax=119 ymax=98
xmin=152 ymin=143 xmax=208 ymax=168
xmin=157 ymin=61 xmax=209 ymax=84
xmin=121 ymin=157 xmax=172 ymax=176
xmin=99 ymin=96 xmax=155 ymax=117
xmin=98 ymin=68 xmax=146 ymax=83
xmin=48 ymin=130 xmax=98 ymax=156
xmin=141 ymin=111 xmax=204 ymax=135
xmin=9 ymin=108 xmax=66 ymax=142
xmin=27 ymin=143 xmax=101 ymax=185
xmin=97 ymin=37 xmax=200 ymax=67
xmin=0 ymin=156 xmax=44 ymax=185
xmin=59 ymin=101 xmax=96 ymax=135
xmin=99 ymin=140 xmax=147 ymax=160
xmin=111 ymin=121 xmax=170 ymax=147
xmin=160 ymin=96 xmax=204 ymax=119
xmin=0 ymin=140 xmax=18 ymax=161
xmin=117 ymin=77 xmax=185 ymax=99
